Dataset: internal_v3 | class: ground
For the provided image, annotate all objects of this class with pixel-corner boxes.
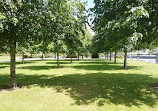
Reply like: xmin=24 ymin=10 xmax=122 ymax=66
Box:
xmin=0 ymin=59 xmax=158 ymax=111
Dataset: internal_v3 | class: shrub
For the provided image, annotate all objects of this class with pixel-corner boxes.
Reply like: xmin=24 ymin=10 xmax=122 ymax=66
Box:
xmin=92 ymin=53 xmax=99 ymax=58
xmin=67 ymin=55 xmax=77 ymax=58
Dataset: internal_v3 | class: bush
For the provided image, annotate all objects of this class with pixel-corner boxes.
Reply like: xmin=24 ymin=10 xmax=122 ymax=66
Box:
xmin=24 ymin=55 xmax=28 ymax=58
xmin=92 ymin=53 xmax=99 ymax=58
xmin=116 ymin=55 xmax=123 ymax=59
xmin=67 ymin=55 xmax=77 ymax=58
xmin=45 ymin=55 xmax=51 ymax=58
xmin=28 ymin=55 xmax=33 ymax=58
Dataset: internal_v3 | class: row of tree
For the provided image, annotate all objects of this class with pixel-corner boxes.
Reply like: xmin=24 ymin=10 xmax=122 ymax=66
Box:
xmin=0 ymin=0 xmax=92 ymax=88
xmin=91 ymin=0 xmax=158 ymax=69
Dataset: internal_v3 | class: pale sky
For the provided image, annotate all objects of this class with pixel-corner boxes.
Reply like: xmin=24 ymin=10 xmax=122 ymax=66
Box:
xmin=81 ymin=0 xmax=94 ymax=10
xmin=81 ymin=0 xmax=95 ymax=36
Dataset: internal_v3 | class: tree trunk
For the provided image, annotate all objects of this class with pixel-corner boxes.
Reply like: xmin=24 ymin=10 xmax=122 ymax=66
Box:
xmin=77 ymin=52 xmax=80 ymax=61
xmin=22 ymin=52 xmax=24 ymax=64
xmin=71 ymin=56 xmax=72 ymax=63
xmin=41 ymin=52 xmax=44 ymax=61
xmin=123 ymin=50 xmax=127 ymax=69
xmin=107 ymin=52 xmax=108 ymax=60
xmin=114 ymin=51 xmax=117 ymax=64
xmin=110 ymin=51 xmax=112 ymax=61
xmin=10 ymin=39 xmax=17 ymax=88
xmin=57 ymin=51 xmax=60 ymax=68
xmin=82 ymin=55 xmax=83 ymax=60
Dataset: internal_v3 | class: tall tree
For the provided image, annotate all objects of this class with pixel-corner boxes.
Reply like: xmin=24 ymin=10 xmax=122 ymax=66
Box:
xmin=0 ymin=0 xmax=45 ymax=88
xmin=0 ymin=0 xmax=57 ymax=88
xmin=91 ymin=0 xmax=150 ymax=69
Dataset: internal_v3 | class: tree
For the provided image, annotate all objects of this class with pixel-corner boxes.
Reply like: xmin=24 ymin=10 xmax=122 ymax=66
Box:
xmin=0 ymin=0 xmax=46 ymax=88
xmin=0 ymin=0 xmax=59 ymax=88
xmin=82 ymin=28 xmax=92 ymax=58
xmin=135 ymin=0 xmax=158 ymax=50
xmin=64 ymin=33 xmax=77 ymax=63
xmin=17 ymin=43 xmax=27 ymax=64
xmin=91 ymin=0 xmax=150 ymax=69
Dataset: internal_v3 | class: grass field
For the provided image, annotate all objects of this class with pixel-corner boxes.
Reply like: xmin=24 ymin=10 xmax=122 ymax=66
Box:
xmin=0 ymin=55 xmax=22 ymax=61
xmin=0 ymin=55 xmax=10 ymax=60
xmin=0 ymin=59 xmax=158 ymax=111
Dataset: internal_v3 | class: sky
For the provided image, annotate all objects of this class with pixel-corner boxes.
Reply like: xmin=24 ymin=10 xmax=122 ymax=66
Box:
xmin=81 ymin=0 xmax=95 ymax=10
xmin=81 ymin=0 xmax=95 ymax=36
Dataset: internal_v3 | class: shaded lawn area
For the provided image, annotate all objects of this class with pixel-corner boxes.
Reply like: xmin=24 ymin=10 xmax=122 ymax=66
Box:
xmin=0 ymin=59 xmax=158 ymax=111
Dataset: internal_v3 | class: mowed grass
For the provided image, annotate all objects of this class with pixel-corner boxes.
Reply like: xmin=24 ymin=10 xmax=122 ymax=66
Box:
xmin=0 ymin=55 xmax=22 ymax=61
xmin=0 ymin=56 xmax=10 ymax=60
xmin=0 ymin=59 xmax=158 ymax=111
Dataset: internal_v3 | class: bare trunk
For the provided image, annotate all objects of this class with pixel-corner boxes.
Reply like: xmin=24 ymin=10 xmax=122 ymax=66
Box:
xmin=114 ymin=51 xmax=117 ymax=64
xmin=71 ymin=56 xmax=72 ymax=63
xmin=41 ymin=52 xmax=44 ymax=60
xmin=82 ymin=55 xmax=83 ymax=60
xmin=57 ymin=51 xmax=60 ymax=68
xmin=110 ymin=51 xmax=112 ymax=61
xmin=123 ymin=50 xmax=127 ymax=69
xmin=10 ymin=39 xmax=17 ymax=88
xmin=22 ymin=52 xmax=24 ymax=64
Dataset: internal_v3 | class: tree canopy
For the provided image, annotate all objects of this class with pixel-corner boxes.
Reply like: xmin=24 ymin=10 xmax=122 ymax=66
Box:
xmin=91 ymin=0 xmax=157 ymax=68
xmin=0 ymin=0 xmax=88 ymax=88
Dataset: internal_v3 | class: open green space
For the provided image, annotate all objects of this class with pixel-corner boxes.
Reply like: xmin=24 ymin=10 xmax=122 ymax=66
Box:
xmin=0 ymin=59 xmax=157 ymax=111
xmin=0 ymin=55 xmax=22 ymax=61
xmin=0 ymin=56 xmax=10 ymax=61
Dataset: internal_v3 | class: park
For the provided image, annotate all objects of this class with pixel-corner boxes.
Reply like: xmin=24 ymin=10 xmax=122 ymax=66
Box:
xmin=0 ymin=0 xmax=158 ymax=111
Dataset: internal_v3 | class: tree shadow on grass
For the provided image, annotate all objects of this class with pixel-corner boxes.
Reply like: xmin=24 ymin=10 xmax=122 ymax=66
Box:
xmin=0 ymin=73 xmax=157 ymax=107
xmin=18 ymin=62 xmax=133 ymax=71
xmin=46 ymin=61 xmax=71 ymax=65
xmin=73 ymin=64 xmax=140 ymax=71
xmin=78 ymin=61 xmax=123 ymax=65
xmin=0 ymin=66 xmax=9 ymax=69
xmin=18 ymin=66 xmax=64 ymax=70
xmin=0 ymin=61 xmax=36 ymax=65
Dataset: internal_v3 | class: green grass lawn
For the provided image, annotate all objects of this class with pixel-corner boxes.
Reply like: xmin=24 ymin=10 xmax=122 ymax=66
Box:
xmin=0 ymin=55 xmax=10 ymax=60
xmin=0 ymin=55 xmax=22 ymax=61
xmin=0 ymin=59 xmax=158 ymax=111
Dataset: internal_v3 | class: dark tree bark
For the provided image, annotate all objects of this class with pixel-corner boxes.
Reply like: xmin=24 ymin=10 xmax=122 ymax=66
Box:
xmin=82 ymin=55 xmax=83 ymax=60
xmin=123 ymin=50 xmax=127 ymax=69
xmin=114 ymin=51 xmax=117 ymax=64
xmin=10 ymin=38 xmax=17 ymax=88
xmin=71 ymin=56 xmax=72 ymax=63
xmin=41 ymin=52 xmax=44 ymax=61
xmin=110 ymin=51 xmax=112 ymax=61
xmin=57 ymin=51 xmax=60 ymax=68
xmin=22 ymin=52 xmax=24 ymax=64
